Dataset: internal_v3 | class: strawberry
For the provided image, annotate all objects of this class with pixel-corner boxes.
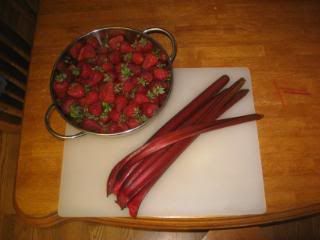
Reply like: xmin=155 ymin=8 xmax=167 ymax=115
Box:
xmin=153 ymin=68 xmax=169 ymax=80
xmin=79 ymin=91 xmax=99 ymax=106
xmin=110 ymin=109 xmax=120 ymax=122
xmin=102 ymin=62 xmax=113 ymax=72
xmin=53 ymin=80 xmax=69 ymax=98
xmin=142 ymin=53 xmax=158 ymax=69
xmin=79 ymin=63 xmax=93 ymax=79
xmin=87 ymin=71 xmax=103 ymax=86
xmin=67 ymin=82 xmax=85 ymax=98
xmin=87 ymin=37 xmax=99 ymax=48
xmin=82 ymin=118 xmax=103 ymax=132
xmin=109 ymin=51 xmax=121 ymax=64
xmin=109 ymin=35 xmax=124 ymax=50
xmin=96 ymin=53 xmax=109 ymax=65
xmin=115 ymin=64 xmax=122 ymax=73
xmin=120 ymin=41 xmax=133 ymax=53
xmin=136 ymin=85 xmax=148 ymax=94
xmin=132 ymin=52 xmax=144 ymax=65
xmin=127 ymin=118 xmax=140 ymax=129
xmin=159 ymin=52 xmax=168 ymax=62
xmin=99 ymin=82 xmax=115 ymax=103
xmin=69 ymin=42 xmax=83 ymax=59
xmin=78 ymin=44 xmax=96 ymax=61
xmin=134 ymin=93 xmax=149 ymax=104
xmin=99 ymin=114 xmax=110 ymax=124
xmin=62 ymin=98 xmax=76 ymax=114
xmin=138 ymin=71 xmax=153 ymax=85
xmin=108 ymin=123 xmax=121 ymax=133
xmin=124 ymin=103 xmax=140 ymax=118
xmin=56 ymin=61 xmax=66 ymax=72
xmin=136 ymin=38 xmax=153 ymax=52
xmin=123 ymin=80 xmax=135 ymax=94
xmin=115 ymin=95 xmax=128 ymax=112
xmin=118 ymin=122 xmax=129 ymax=131
xmin=88 ymin=101 xmax=102 ymax=116
xmin=142 ymin=103 xmax=158 ymax=117
xmin=128 ymin=64 xmax=141 ymax=76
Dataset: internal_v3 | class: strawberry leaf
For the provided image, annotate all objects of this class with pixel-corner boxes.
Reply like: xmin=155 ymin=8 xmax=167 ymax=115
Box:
xmin=71 ymin=66 xmax=81 ymax=76
xmin=55 ymin=72 xmax=67 ymax=82
xmin=121 ymin=64 xmax=133 ymax=79
xmin=137 ymin=77 xmax=148 ymax=86
xmin=93 ymin=66 xmax=104 ymax=72
xmin=70 ymin=105 xmax=84 ymax=120
xmin=114 ymin=83 xmax=123 ymax=94
xmin=102 ymin=102 xmax=112 ymax=113
xmin=123 ymin=53 xmax=132 ymax=62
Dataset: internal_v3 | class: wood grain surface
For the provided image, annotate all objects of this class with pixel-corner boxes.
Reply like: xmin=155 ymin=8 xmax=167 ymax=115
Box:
xmin=14 ymin=0 xmax=320 ymax=229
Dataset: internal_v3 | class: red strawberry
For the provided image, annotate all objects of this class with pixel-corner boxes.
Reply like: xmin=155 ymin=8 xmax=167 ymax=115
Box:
xmin=128 ymin=64 xmax=141 ymax=76
xmin=62 ymin=98 xmax=76 ymax=114
xmin=87 ymin=71 xmax=103 ymax=86
xmin=97 ymin=46 xmax=108 ymax=54
xmin=153 ymin=68 xmax=169 ymax=80
xmin=118 ymin=122 xmax=129 ymax=131
xmin=142 ymin=103 xmax=158 ymax=117
xmin=99 ymin=82 xmax=115 ymax=103
xmin=134 ymin=93 xmax=149 ymax=104
xmin=88 ymin=101 xmax=102 ymax=116
xmin=69 ymin=42 xmax=83 ymax=59
xmin=87 ymin=37 xmax=99 ymax=48
xmin=140 ymin=71 xmax=153 ymax=83
xmin=124 ymin=103 xmax=139 ymax=118
xmin=53 ymin=80 xmax=69 ymax=98
xmin=136 ymin=85 xmax=148 ymax=94
xmin=79 ymin=63 xmax=93 ymax=79
xmin=56 ymin=61 xmax=66 ymax=72
xmin=78 ymin=44 xmax=96 ymax=61
xmin=79 ymin=91 xmax=99 ymax=106
xmin=96 ymin=53 xmax=109 ymax=65
xmin=110 ymin=109 xmax=120 ymax=122
xmin=109 ymin=35 xmax=124 ymax=50
xmin=108 ymin=123 xmax=121 ymax=133
xmin=115 ymin=95 xmax=128 ymax=112
xmin=102 ymin=62 xmax=113 ymax=72
xmin=82 ymin=118 xmax=103 ymax=133
xmin=159 ymin=52 xmax=168 ymax=62
xmin=67 ymin=82 xmax=85 ymax=98
xmin=123 ymin=80 xmax=135 ymax=94
xmin=99 ymin=114 xmax=110 ymax=124
xmin=142 ymin=53 xmax=158 ymax=69
xmin=136 ymin=38 xmax=153 ymax=52
xmin=114 ymin=64 xmax=122 ymax=73
xmin=109 ymin=51 xmax=121 ymax=64
xmin=120 ymin=41 xmax=133 ymax=53
xmin=127 ymin=118 xmax=140 ymax=128
xmin=132 ymin=52 xmax=144 ymax=65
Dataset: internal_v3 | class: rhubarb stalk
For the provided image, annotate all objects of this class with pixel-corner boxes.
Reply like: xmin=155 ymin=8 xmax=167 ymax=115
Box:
xmin=107 ymin=75 xmax=230 ymax=195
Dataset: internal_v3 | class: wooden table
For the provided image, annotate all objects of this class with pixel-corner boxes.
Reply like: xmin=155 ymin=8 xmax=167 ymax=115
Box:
xmin=15 ymin=0 xmax=320 ymax=230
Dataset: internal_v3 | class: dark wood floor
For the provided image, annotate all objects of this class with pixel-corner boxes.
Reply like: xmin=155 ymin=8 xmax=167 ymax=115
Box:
xmin=0 ymin=132 xmax=319 ymax=240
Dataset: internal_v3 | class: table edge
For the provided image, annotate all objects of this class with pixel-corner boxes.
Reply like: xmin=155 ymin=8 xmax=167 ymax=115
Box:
xmin=14 ymin=198 xmax=320 ymax=230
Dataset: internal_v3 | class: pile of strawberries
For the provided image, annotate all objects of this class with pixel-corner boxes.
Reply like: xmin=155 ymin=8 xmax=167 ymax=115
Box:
xmin=52 ymin=30 xmax=171 ymax=134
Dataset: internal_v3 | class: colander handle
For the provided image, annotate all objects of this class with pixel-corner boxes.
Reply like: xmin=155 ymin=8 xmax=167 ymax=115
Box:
xmin=143 ymin=27 xmax=177 ymax=63
xmin=44 ymin=104 xmax=86 ymax=140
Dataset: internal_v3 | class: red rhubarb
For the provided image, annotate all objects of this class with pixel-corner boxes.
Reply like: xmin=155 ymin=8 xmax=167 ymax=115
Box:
xmin=107 ymin=75 xmax=230 ymax=195
xmin=110 ymin=78 xmax=245 ymax=196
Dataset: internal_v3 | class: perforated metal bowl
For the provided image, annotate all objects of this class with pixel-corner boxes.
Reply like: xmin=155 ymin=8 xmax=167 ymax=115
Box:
xmin=45 ymin=27 xmax=177 ymax=140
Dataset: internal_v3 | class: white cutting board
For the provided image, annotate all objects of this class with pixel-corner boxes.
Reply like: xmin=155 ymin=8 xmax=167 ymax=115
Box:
xmin=58 ymin=68 xmax=266 ymax=217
